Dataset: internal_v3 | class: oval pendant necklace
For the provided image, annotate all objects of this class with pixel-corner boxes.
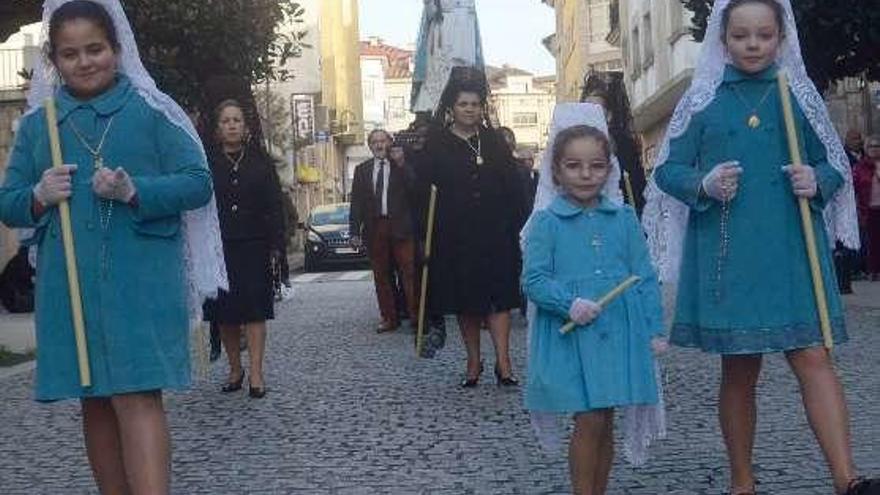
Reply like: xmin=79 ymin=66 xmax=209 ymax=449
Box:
xmin=731 ymin=84 xmax=775 ymax=129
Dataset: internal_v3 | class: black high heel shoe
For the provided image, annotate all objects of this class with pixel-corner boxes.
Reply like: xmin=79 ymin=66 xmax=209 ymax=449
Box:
xmin=460 ymin=361 xmax=484 ymax=388
xmin=248 ymin=385 xmax=266 ymax=399
xmin=221 ymin=370 xmax=245 ymax=393
xmin=494 ymin=365 xmax=519 ymax=387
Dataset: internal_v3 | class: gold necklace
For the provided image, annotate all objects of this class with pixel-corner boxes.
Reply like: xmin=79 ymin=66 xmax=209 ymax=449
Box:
xmin=67 ymin=115 xmax=116 ymax=170
xmin=67 ymin=116 xmax=117 ymax=277
xmin=67 ymin=116 xmax=116 ymax=233
xmin=730 ymin=84 xmax=775 ymax=129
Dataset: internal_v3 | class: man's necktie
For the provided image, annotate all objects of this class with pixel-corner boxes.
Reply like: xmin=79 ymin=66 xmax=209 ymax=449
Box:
xmin=375 ymin=159 xmax=386 ymax=215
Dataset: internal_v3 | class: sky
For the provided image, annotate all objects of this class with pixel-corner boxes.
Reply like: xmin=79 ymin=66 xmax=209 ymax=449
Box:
xmin=358 ymin=0 xmax=557 ymax=76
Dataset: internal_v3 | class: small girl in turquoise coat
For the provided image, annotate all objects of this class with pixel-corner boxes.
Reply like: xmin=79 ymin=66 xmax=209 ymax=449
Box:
xmin=522 ymin=120 xmax=666 ymax=495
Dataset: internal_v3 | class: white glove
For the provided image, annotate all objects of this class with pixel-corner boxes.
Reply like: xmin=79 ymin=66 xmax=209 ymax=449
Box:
xmin=701 ymin=161 xmax=743 ymax=201
xmin=92 ymin=167 xmax=136 ymax=203
xmin=568 ymin=298 xmax=601 ymax=326
xmin=651 ymin=337 xmax=670 ymax=356
xmin=33 ymin=164 xmax=77 ymax=207
xmin=782 ymin=164 xmax=817 ymax=199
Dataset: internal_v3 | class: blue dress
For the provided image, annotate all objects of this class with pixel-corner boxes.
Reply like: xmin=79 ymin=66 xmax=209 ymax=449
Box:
xmin=654 ymin=64 xmax=847 ymax=354
xmin=0 ymin=76 xmax=213 ymax=401
xmin=522 ymin=196 xmax=661 ymax=413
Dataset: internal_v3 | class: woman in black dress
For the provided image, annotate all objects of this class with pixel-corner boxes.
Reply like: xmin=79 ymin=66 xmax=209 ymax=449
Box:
xmin=207 ymin=99 xmax=284 ymax=398
xmin=581 ymin=71 xmax=646 ymax=216
xmin=424 ymin=67 xmax=527 ymax=387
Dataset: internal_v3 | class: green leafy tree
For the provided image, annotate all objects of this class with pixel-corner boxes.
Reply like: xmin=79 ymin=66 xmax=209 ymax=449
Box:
xmin=0 ymin=1 xmax=41 ymax=43
xmin=124 ymin=0 xmax=309 ymax=121
xmin=254 ymin=87 xmax=293 ymax=156
xmin=682 ymin=0 xmax=880 ymax=91
xmin=1 ymin=1 xmax=308 ymax=135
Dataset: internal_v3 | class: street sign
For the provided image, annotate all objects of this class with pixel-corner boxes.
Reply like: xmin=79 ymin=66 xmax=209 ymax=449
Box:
xmin=292 ymin=95 xmax=316 ymax=146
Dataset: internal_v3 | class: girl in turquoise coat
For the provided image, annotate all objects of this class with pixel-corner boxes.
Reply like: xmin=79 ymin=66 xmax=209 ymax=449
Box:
xmin=643 ymin=1 xmax=877 ymax=493
xmin=522 ymin=104 xmax=666 ymax=494
xmin=0 ymin=1 xmax=225 ymax=493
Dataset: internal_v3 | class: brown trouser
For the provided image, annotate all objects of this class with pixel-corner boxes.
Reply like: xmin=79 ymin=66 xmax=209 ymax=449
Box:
xmin=367 ymin=218 xmax=418 ymax=326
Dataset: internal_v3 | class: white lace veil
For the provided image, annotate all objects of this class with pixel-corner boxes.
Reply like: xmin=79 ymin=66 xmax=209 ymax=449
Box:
xmin=642 ymin=0 xmax=860 ymax=289
xmin=529 ymin=103 xmax=623 ymax=220
xmin=26 ymin=0 xmax=228 ymax=320
xmin=522 ymin=103 xmax=665 ymax=466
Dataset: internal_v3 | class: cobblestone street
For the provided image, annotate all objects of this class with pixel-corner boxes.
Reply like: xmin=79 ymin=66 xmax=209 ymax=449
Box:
xmin=0 ymin=276 xmax=878 ymax=494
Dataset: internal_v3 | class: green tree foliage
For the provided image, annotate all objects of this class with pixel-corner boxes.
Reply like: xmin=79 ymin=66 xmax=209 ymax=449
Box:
xmin=124 ymin=0 xmax=308 ymax=118
xmin=682 ymin=0 xmax=880 ymax=91
xmin=2 ymin=0 xmax=309 ymax=141
xmin=254 ymin=87 xmax=293 ymax=156
xmin=0 ymin=1 xmax=41 ymax=43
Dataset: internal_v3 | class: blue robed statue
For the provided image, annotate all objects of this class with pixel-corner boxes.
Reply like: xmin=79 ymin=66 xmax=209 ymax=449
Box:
xmin=411 ymin=0 xmax=485 ymax=114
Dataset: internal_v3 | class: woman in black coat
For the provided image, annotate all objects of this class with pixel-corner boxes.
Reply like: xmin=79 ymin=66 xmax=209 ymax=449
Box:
xmin=206 ymin=99 xmax=284 ymax=398
xmin=581 ymin=71 xmax=646 ymax=216
xmin=423 ymin=67 xmax=527 ymax=387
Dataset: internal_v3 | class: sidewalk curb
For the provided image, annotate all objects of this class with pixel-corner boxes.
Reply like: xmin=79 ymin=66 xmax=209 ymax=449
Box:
xmin=0 ymin=360 xmax=35 ymax=380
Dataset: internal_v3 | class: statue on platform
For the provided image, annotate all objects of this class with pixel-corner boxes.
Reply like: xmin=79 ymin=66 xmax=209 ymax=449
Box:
xmin=411 ymin=0 xmax=485 ymax=114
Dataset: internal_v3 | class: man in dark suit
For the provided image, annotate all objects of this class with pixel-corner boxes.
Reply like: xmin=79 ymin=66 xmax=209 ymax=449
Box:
xmin=349 ymin=130 xmax=419 ymax=333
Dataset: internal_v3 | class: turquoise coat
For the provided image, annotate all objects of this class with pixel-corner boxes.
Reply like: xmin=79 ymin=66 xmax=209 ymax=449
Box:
xmin=654 ymin=64 xmax=847 ymax=354
xmin=0 ymin=76 xmax=212 ymax=401
xmin=522 ymin=196 xmax=661 ymax=413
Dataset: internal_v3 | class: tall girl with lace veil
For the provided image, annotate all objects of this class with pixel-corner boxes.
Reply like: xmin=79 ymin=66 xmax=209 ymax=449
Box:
xmin=642 ymin=0 xmax=877 ymax=493
xmin=0 ymin=0 xmax=225 ymax=492
xmin=410 ymin=0 xmax=485 ymax=114
xmin=522 ymin=103 xmax=665 ymax=494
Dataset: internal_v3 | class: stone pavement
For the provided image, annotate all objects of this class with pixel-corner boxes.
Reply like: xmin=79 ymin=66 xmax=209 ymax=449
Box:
xmin=0 ymin=251 xmax=306 ymax=355
xmin=0 ymin=279 xmax=877 ymax=494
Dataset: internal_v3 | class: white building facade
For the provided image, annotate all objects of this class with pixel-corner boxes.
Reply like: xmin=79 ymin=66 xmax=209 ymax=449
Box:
xmin=618 ymin=0 xmax=700 ymax=168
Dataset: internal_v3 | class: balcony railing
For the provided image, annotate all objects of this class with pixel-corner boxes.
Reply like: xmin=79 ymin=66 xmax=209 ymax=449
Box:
xmin=0 ymin=47 xmax=39 ymax=91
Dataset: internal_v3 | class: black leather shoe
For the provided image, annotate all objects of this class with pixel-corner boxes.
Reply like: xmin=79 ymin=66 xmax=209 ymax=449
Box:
xmin=460 ymin=361 xmax=484 ymax=388
xmin=494 ymin=365 xmax=519 ymax=387
xmin=376 ymin=321 xmax=399 ymax=334
xmin=248 ymin=386 xmax=266 ymax=399
xmin=221 ymin=371 xmax=245 ymax=393
xmin=843 ymin=477 xmax=880 ymax=495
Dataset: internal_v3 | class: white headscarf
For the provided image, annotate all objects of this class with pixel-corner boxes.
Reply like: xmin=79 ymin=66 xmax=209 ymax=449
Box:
xmin=522 ymin=103 xmax=665 ymax=467
xmin=642 ymin=0 xmax=860 ymax=287
xmin=528 ymin=103 xmax=622 ymax=222
xmin=26 ymin=0 xmax=228 ymax=319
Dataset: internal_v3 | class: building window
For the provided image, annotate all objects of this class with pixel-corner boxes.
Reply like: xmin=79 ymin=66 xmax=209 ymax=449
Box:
xmin=609 ymin=0 xmax=620 ymax=34
xmin=363 ymin=80 xmax=376 ymax=100
xmin=642 ymin=13 xmax=654 ymax=69
xmin=513 ymin=112 xmax=538 ymax=126
xmin=387 ymin=96 xmax=406 ymax=120
xmin=588 ymin=0 xmax=611 ymax=43
xmin=631 ymin=26 xmax=641 ymax=79
xmin=669 ymin=0 xmax=684 ymax=34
